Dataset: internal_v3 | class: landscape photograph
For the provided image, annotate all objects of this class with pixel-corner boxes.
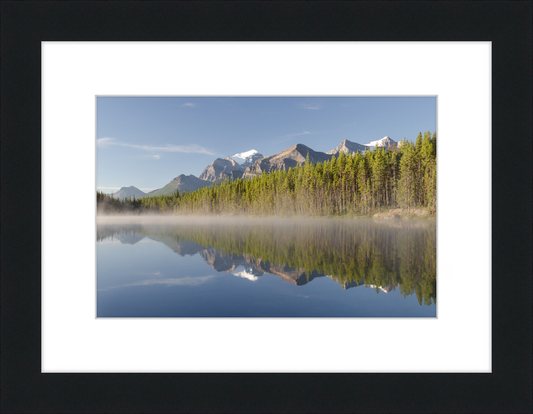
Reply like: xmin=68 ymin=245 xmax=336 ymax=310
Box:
xmin=97 ymin=96 xmax=437 ymax=317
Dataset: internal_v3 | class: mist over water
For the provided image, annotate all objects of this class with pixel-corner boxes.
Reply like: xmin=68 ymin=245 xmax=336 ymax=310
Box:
xmin=97 ymin=216 xmax=436 ymax=317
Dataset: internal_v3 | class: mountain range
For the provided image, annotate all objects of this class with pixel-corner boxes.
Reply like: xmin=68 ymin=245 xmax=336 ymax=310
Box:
xmin=109 ymin=136 xmax=396 ymax=198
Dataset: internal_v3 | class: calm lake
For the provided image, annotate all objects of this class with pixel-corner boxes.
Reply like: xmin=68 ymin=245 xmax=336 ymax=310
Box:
xmin=97 ymin=216 xmax=436 ymax=317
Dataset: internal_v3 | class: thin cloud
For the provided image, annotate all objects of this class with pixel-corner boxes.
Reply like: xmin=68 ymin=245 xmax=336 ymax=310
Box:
xmin=97 ymin=137 xmax=215 ymax=155
xmin=98 ymin=275 xmax=217 ymax=291
xmin=97 ymin=137 xmax=114 ymax=146
xmin=277 ymin=131 xmax=312 ymax=143
xmin=123 ymin=143 xmax=215 ymax=155
xmin=182 ymin=103 xmax=197 ymax=108
xmin=299 ymin=103 xmax=323 ymax=110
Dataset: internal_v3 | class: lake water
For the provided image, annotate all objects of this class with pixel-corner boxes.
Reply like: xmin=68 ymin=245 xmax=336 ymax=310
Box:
xmin=97 ymin=216 xmax=436 ymax=317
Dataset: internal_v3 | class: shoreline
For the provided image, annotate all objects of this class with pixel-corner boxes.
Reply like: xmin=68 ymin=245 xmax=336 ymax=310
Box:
xmin=96 ymin=211 xmax=436 ymax=220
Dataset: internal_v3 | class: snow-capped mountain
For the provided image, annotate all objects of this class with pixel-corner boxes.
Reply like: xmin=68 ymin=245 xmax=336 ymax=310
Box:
xmin=230 ymin=149 xmax=264 ymax=167
xmin=232 ymin=149 xmax=258 ymax=160
xmin=363 ymin=136 xmax=396 ymax=149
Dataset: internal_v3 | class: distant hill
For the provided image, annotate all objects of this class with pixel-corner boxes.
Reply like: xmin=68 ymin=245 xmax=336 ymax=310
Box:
xmin=145 ymin=174 xmax=209 ymax=197
xmin=111 ymin=186 xmax=146 ymax=200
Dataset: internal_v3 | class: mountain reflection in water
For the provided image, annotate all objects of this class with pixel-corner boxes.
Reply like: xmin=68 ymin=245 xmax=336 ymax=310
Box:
xmin=97 ymin=217 xmax=436 ymax=307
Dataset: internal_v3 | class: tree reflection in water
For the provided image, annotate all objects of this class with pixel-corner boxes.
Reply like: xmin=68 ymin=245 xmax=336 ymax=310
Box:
xmin=97 ymin=217 xmax=436 ymax=306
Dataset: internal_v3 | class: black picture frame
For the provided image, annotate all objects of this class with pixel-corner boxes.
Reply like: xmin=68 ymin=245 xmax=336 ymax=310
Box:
xmin=1 ymin=1 xmax=531 ymax=412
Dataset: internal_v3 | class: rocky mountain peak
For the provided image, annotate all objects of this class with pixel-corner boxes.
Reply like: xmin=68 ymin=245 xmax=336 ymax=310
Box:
xmin=242 ymin=143 xmax=332 ymax=179
xmin=327 ymin=139 xmax=366 ymax=155
xmin=199 ymin=157 xmax=245 ymax=182
xmin=224 ymin=156 xmax=239 ymax=166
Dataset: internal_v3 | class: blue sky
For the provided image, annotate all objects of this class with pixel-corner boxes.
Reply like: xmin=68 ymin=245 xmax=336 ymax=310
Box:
xmin=97 ymin=97 xmax=436 ymax=193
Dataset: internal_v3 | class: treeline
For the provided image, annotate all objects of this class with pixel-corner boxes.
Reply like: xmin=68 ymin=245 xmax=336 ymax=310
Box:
xmin=98 ymin=131 xmax=436 ymax=217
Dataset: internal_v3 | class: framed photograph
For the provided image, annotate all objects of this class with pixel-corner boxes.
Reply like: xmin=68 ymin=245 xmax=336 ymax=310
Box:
xmin=95 ymin=95 xmax=437 ymax=318
xmin=3 ymin=1 xmax=531 ymax=413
